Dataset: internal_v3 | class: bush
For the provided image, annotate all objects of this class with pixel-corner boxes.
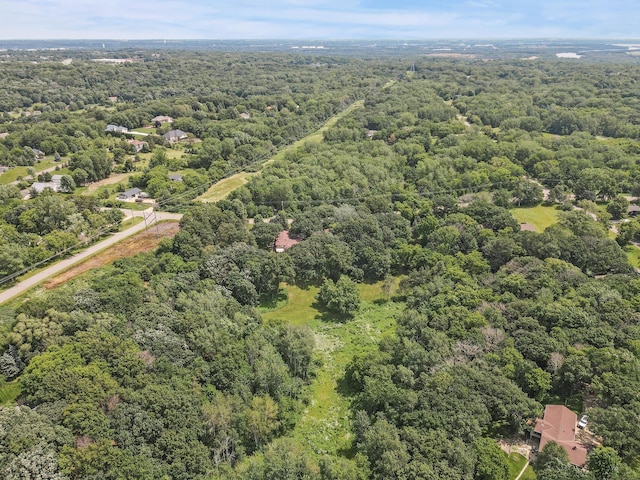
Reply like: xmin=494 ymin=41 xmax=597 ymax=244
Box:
xmin=318 ymin=275 xmax=360 ymax=318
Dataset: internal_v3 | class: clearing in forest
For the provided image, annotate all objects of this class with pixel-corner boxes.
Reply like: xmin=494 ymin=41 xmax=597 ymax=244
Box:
xmin=511 ymin=205 xmax=560 ymax=232
xmin=197 ymin=100 xmax=365 ymax=203
xmin=261 ymin=280 xmax=401 ymax=456
xmin=43 ymin=221 xmax=180 ymax=289
xmin=81 ymin=172 xmax=136 ymax=194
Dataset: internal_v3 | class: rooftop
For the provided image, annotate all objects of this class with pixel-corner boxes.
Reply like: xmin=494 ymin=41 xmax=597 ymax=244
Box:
xmin=533 ymin=405 xmax=588 ymax=467
xmin=274 ymin=230 xmax=300 ymax=252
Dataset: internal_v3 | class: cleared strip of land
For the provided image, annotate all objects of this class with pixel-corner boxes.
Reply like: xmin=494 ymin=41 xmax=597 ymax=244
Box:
xmin=261 ymin=281 xmax=400 ymax=456
xmin=197 ymin=100 xmax=364 ymax=203
xmin=44 ymin=221 xmax=180 ymax=289
xmin=0 ymin=211 xmax=182 ymax=305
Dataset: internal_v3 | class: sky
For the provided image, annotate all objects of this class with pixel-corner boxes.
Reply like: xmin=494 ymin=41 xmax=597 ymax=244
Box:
xmin=0 ymin=0 xmax=638 ymax=40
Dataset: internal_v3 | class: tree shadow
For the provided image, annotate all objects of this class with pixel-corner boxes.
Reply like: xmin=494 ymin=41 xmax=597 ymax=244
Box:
xmin=336 ymin=371 xmax=359 ymax=397
xmin=310 ymin=299 xmax=352 ymax=323
xmin=258 ymin=288 xmax=288 ymax=309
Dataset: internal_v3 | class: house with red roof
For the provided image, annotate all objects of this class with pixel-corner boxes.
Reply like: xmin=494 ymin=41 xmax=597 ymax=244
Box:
xmin=532 ymin=405 xmax=588 ymax=467
xmin=274 ymin=230 xmax=299 ymax=253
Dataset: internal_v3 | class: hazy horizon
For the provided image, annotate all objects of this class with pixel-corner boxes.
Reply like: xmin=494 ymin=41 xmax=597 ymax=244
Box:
xmin=1 ymin=0 xmax=638 ymax=41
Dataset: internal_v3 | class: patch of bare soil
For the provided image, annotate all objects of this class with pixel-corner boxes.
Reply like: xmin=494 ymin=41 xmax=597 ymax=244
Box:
xmin=498 ymin=437 xmax=533 ymax=459
xmin=44 ymin=221 xmax=180 ymax=289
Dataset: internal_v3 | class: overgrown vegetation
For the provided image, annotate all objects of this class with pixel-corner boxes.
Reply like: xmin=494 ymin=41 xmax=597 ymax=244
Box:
xmin=2 ymin=47 xmax=640 ymax=479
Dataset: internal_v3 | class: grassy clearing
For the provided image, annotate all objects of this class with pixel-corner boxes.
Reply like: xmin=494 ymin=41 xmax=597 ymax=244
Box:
xmin=197 ymin=100 xmax=364 ymax=203
xmin=624 ymin=245 xmax=640 ymax=268
xmin=262 ymin=284 xmax=320 ymax=326
xmin=0 ymin=157 xmax=62 ymax=184
xmin=198 ymin=174 xmax=250 ymax=203
xmin=0 ymin=306 xmax=14 ymax=343
xmin=511 ymin=205 xmax=560 ymax=232
xmin=82 ymin=172 xmax=137 ymax=195
xmin=0 ymin=379 xmax=20 ymax=406
xmin=504 ymin=451 xmax=536 ymax=480
xmin=262 ymin=280 xmax=401 ymax=456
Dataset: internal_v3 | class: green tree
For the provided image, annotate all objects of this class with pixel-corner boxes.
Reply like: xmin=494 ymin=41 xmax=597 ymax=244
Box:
xmin=474 ymin=438 xmax=509 ymax=480
xmin=318 ymin=275 xmax=361 ymax=318
xmin=59 ymin=174 xmax=76 ymax=193
xmin=245 ymin=394 xmax=280 ymax=450
xmin=537 ymin=441 xmax=569 ymax=470
xmin=587 ymin=447 xmax=621 ymax=480
xmin=607 ymin=195 xmax=630 ymax=220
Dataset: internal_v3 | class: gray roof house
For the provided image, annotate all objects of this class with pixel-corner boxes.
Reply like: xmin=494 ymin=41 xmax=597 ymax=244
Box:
xmin=31 ymin=182 xmax=59 ymax=193
xmin=106 ymin=124 xmax=129 ymax=134
xmin=51 ymin=174 xmax=63 ymax=184
xmin=163 ymin=129 xmax=188 ymax=143
xmin=152 ymin=115 xmax=173 ymax=124
xmin=169 ymin=174 xmax=183 ymax=182
xmin=628 ymin=205 xmax=640 ymax=217
xmin=117 ymin=187 xmax=142 ymax=200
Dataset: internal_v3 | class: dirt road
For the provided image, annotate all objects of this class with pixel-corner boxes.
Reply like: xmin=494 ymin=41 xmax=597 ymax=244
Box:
xmin=0 ymin=209 xmax=182 ymax=305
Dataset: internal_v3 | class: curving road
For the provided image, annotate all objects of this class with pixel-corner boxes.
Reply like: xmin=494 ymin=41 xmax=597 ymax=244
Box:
xmin=0 ymin=208 xmax=182 ymax=305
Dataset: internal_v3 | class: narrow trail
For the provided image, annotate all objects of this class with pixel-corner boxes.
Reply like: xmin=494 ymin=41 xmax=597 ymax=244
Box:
xmin=197 ymin=99 xmax=365 ymax=203
xmin=514 ymin=460 xmax=530 ymax=480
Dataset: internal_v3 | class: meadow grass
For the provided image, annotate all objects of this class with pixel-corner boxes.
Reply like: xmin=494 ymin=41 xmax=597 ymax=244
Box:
xmin=262 ymin=280 xmax=401 ymax=456
xmin=119 ymin=216 xmax=145 ymax=230
xmin=198 ymin=174 xmax=251 ymax=203
xmin=511 ymin=205 xmax=560 ymax=232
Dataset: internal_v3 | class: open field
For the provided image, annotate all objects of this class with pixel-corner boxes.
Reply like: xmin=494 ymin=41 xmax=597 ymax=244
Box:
xmin=511 ymin=205 xmax=560 ymax=232
xmin=43 ymin=220 xmax=180 ymax=289
xmin=197 ymin=100 xmax=364 ymax=203
xmin=0 ymin=157 xmax=63 ymax=184
xmin=82 ymin=172 xmax=136 ymax=195
xmin=262 ymin=280 xmax=401 ymax=456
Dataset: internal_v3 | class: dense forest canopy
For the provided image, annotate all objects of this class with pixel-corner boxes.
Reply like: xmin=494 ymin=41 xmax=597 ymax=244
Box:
xmin=1 ymin=46 xmax=640 ymax=479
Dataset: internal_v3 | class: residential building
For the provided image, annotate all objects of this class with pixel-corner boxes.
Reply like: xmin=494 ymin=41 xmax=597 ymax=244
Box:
xmin=532 ymin=405 xmax=588 ymax=467
xmin=274 ymin=230 xmax=300 ymax=253
xmin=117 ymin=187 xmax=142 ymax=200
xmin=163 ymin=129 xmax=188 ymax=143
xmin=151 ymin=115 xmax=173 ymax=124
xmin=31 ymin=182 xmax=59 ymax=193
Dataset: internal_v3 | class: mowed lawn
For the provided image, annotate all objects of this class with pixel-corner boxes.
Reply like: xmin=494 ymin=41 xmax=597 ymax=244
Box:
xmin=261 ymin=280 xmax=401 ymax=456
xmin=624 ymin=245 xmax=640 ymax=269
xmin=511 ymin=205 xmax=560 ymax=232
xmin=0 ymin=157 xmax=62 ymax=184
xmin=504 ymin=451 xmax=536 ymax=480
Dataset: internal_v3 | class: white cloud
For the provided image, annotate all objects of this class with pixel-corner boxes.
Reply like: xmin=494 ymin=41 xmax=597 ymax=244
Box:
xmin=0 ymin=0 xmax=639 ymax=39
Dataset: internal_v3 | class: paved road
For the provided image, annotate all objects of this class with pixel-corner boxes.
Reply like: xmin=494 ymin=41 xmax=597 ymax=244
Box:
xmin=9 ymin=164 xmax=61 ymax=187
xmin=0 ymin=209 xmax=182 ymax=305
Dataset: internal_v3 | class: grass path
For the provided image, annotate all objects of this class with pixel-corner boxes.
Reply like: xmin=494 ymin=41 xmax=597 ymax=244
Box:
xmin=261 ymin=281 xmax=401 ymax=456
xmin=197 ymin=100 xmax=364 ymax=203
